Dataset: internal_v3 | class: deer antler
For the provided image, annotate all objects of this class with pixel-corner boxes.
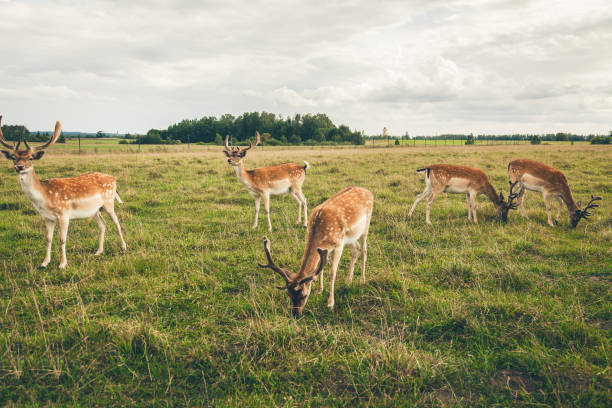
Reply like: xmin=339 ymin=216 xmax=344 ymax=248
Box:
xmin=244 ymin=131 xmax=261 ymax=151
xmin=224 ymin=134 xmax=232 ymax=151
xmin=579 ymin=195 xmax=602 ymax=219
xmin=258 ymin=237 xmax=293 ymax=287
xmin=32 ymin=121 xmax=61 ymax=152
xmin=505 ymin=180 xmax=520 ymax=210
xmin=0 ymin=115 xmax=16 ymax=150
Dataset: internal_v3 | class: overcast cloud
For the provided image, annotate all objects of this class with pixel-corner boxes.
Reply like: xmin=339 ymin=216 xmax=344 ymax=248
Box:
xmin=1 ymin=0 xmax=611 ymax=135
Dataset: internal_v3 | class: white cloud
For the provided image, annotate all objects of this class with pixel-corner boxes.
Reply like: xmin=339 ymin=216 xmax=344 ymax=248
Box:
xmin=0 ymin=0 xmax=610 ymax=134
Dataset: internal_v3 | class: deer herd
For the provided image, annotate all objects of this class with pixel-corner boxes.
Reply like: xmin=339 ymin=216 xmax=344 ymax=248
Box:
xmin=0 ymin=115 xmax=603 ymax=318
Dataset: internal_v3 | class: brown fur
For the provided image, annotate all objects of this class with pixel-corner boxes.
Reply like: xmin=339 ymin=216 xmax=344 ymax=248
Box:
xmin=0 ymin=117 xmax=126 ymax=268
xmin=40 ymin=172 xmax=117 ymax=209
xmin=507 ymin=158 xmax=598 ymax=227
xmin=408 ymin=164 xmax=509 ymax=224
xmin=224 ymin=133 xmax=309 ymax=231
xmin=259 ymin=187 xmax=373 ymax=317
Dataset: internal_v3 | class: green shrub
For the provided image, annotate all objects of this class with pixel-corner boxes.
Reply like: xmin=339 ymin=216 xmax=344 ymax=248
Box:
xmin=590 ymin=136 xmax=611 ymax=145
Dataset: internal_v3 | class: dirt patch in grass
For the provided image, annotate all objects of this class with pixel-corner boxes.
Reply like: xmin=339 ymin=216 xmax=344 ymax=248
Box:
xmin=489 ymin=369 xmax=543 ymax=397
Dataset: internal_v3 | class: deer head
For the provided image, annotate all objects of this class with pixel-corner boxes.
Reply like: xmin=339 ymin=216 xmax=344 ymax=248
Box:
xmin=258 ymin=237 xmax=328 ymax=318
xmin=498 ymin=180 xmax=520 ymax=222
xmin=0 ymin=116 xmax=61 ymax=174
xmin=570 ymin=195 xmax=602 ymax=228
xmin=223 ymin=131 xmax=260 ymax=166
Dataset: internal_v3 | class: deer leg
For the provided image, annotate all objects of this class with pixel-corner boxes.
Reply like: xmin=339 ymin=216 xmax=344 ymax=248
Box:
xmin=297 ymin=189 xmax=308 ymax=226
xmin=328 ymin=244 xmax=344 ymax=309
xmin=252 ymin=195 xmax=261 ymax=229
xmin=289 ymin=190 xmax=302 ymax=224
xmin=408 ymin=188 xmax=430 ymax=219
xmin=543 ymin=193 xmax=554 ymax=227
xmin=58 ymin=216 xmax=70 ymax=269
xmin=470 ymin=192 xmax=478 ymax=223
xmin=263 ymin=192 xmax=272 ymax=232
xmin=555 ymin=196 xmax=563 ymax=222
xmin=517 ymin=186 xmax=527 ymax=218
xmin=360 ymin=215 xmax=371 ymax=284
xmin=346 ymin=241 xmax=361 ymax=284
xmin=103 ymin=202 xmax=127 ymax=250
xmin=425 ymin=191 xmax=440 ymax=225
xmin=466 ymin=193 xmax=472 ymax=221
xmin=94 ymin=211 xmax=106 ymax=255
xmin=316 ymin=249 xmax=327 ymax=295
xmin=40 ymin=219 xmax=56 ymax=268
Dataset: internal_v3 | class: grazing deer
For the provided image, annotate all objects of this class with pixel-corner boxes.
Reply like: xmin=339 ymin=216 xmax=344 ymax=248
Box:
xmin=508 ymin=158 xmax=602 ymax=227
xmin=407 ymin=164 xmax=519 ymax=225
xmin=258 ymin=186 xmax=373 ymax=317
xmin=0 ymin=116 xmax=126 ymax=269
xmin=223 ymin=131 xmax=309 ymax=231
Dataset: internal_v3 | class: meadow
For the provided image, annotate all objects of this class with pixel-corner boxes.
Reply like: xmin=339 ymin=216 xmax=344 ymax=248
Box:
xmin=0 ymin=142 xmax=610 ymax=406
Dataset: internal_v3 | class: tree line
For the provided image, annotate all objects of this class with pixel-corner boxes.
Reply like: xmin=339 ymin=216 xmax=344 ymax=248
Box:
xmin=138 ymin=112 xmax=365 ymax=145
xmin=0 ymin=125 xmax=66 ymax=143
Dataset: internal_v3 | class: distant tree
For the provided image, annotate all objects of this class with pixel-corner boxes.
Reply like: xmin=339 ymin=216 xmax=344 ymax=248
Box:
xmin=313 ymin=128 xmax=326 ymax=142
xmin=57 ymin=131 xmax=66 ymax=143
xmin=96 ymin=130 xmax=105 ymax=138
xmin=1 ymin=124 xmax=30 ymax=141
xmin=555 ymin=132 xmax=569 ymax=141
xmin=530 ymin=135 xmax=542 ymax=145
xmin=139 ymin=133 xmax=163 ymax=144
xmin=465 ymin=134 xmax=475 ymax=145
xmin=590 ymin=136 xmax=611 ymax=145
xmin=394 ymin=139 xmax=400 ymax=145
xmin=160 ymin=111 xmax=364 ymax=146
xmin=214 ymin=133 xmax=223 ymax=145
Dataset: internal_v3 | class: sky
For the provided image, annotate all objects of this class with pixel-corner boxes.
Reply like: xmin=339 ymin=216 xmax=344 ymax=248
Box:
xmin=0 ymin=0 xmax=611 ymax=135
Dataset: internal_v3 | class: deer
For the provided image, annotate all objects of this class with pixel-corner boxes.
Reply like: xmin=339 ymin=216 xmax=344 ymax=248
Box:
xmin=223 ymin=131 xmax=309 ymax=231
xmin=257 ymin=186 xmax=373 ymax=317
xmin=0 ymin=116 xmax=126 ymax=269
xmin=407 ymin=164 xmax=519 ymax=225
xmin=508 ymin=158 xmax=602 ymax=227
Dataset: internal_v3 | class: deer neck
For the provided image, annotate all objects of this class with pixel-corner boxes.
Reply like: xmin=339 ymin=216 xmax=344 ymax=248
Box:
xmin=483 ymin=182 xmax=502 ymax=209
xmin=559 ymin=184 xmax=579 ymax=212
xmin=233 ymin=161 xmax=253 ymax=187
xmin=18 ymin=167 xmax=48 ymax=208
xmin=295 ymin=228 xmax=326 ymax=281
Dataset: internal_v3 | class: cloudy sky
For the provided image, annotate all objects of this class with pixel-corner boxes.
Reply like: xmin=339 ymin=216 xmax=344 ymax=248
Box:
xmin=1 ymin=0 xmax=611 ymax=135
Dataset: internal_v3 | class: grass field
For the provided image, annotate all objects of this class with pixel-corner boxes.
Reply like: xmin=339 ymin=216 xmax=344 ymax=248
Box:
xmin=0 ymin=143 xmax=610 ymax=406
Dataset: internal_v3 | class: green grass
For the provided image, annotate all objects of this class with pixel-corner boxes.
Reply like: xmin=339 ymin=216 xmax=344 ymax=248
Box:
xmin=0 ymin=144 xmax=610 ymax=406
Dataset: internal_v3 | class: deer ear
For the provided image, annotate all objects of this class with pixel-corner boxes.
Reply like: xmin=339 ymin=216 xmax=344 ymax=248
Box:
xmin=1 ymin=150 xmax=14 ymax=160
xmin=223 ymin=150 xmax=230 ymax=157
xmin=31 ymin=151 xmax=45 ymax=160
xmin=239 ymin=150 xmax=247 ymax=157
